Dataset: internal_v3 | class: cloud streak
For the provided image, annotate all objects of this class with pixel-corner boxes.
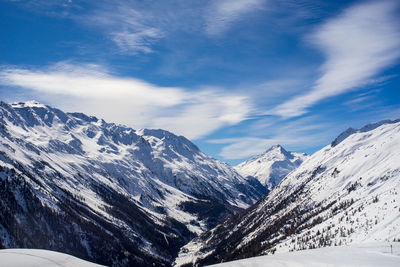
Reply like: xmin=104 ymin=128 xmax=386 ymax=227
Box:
xmin=208 ymin=116 xmax=331 ymax=160
xmin=82 ymin=2 xmax=165 ymax=54
xmin=273 ymin=0 xmax=400 ymax=118
xmin=0 ymin=62 xmax=251 ymax=139
xmin=111 ymin=28 xmax=163 ymax=54
xmin=205 ymin=0 xmax=265 ymax=36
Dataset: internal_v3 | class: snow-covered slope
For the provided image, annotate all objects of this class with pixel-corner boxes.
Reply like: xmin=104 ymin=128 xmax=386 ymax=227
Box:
xmin=0 ymin=101 xmax=266 ymax=266
xmin=0 ymin=249 xmax=105 ymax=267
xmin=235 ymin=145 xmax=307 ymax=190
xmin=175 ymin=119 xmax=400 ymax=266
xmin=211 ymin=242 xmax=400 ymax=267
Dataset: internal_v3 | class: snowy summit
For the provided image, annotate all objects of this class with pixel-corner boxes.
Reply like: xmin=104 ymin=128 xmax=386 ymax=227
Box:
xmin=235 ymin=145 xmax=307 ymax=190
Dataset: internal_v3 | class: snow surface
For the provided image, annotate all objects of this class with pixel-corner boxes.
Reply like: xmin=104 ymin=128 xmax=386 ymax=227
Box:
xmin=210 ymin=242 xmax=400 ymax=267
xmin=235 ymin=145 xmax=307 ymax=190
xmin=0 ymin=249 xmax=105 ymax=267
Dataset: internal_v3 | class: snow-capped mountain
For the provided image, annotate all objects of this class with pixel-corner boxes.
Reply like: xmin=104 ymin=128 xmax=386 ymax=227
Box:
xmin=235 ymin=145 xmax=307 ymax=190
xmin=175 ymin=119 xmax=400 ymax=266
xmin=0 ymin=101 xmax=266 ymax=266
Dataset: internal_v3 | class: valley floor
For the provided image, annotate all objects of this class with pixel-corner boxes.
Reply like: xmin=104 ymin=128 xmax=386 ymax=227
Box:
xmin=210 ymin=242 xmax=400 ymax=267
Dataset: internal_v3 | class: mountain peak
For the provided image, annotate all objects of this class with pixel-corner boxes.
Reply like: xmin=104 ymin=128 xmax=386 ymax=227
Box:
xmin=267 ymin=144 xmax=291 ymax=157
xmin=10 ymin=100 xmax=47 ymax=108
xmin=268 ymin=144 xmax=282 ymax=151
xmin=271 ymin=144 xmax=282 ymax=149
xmin=235 ymin=145 xmax=307 ymax=190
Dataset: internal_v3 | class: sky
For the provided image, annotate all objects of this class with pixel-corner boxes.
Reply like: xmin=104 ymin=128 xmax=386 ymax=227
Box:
xmin=0 ymin=0 xmax=400 ymax=165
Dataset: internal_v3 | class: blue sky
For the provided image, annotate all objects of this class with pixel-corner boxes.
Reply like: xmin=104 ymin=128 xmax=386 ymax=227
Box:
xmin=1 ymin=0 xmax=400 ymax=165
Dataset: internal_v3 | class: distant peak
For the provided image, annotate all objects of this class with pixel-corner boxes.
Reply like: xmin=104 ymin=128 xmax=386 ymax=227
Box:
xmin=331 ymin=119 xmax=400 ymax=147
xmin=10 ymin=100 xmax=47 ymax=108
xmin=263 ymin=144 xmax=295 ymax=159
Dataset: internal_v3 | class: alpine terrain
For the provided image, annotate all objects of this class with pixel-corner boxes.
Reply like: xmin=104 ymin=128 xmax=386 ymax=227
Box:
xmin=175 ymin=119 xmax=400 ymax=266
xmin=0 ymin=101 xmax=266 ymax=266
xmin=235 ymin=145 xmax=307 ymax=191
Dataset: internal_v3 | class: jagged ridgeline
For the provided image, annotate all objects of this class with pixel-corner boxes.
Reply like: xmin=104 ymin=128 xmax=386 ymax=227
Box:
xmin=0 ymin=101 xmax=266 ymax=266
xmin=175 ymin=119 xmax=400 ymax=266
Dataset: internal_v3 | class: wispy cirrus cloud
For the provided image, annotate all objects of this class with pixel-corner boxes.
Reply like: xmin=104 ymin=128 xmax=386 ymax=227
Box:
xmin=208 ymin=116 xmax=333 ymax=159
xmin=152 ymin=90 xmax=250 ymax=139
xmin=273 ymin=0 xmax=400 ymax=118
xmin=81 ymin=2 xmax=166 ymax=54
xmin=13 ymin=0 xmax=269 ymax=53
xmin=0 ymin=62 xmax=251 ymax=139
xmin=204 ymin=0 xmax=266 ymax=36
xmin=208 ymin=137 xmax=278 ymax=159
xmin=88 ymin=0 xmax=267 ymax=52
xmin=111 ymin=29 xmax=163 ymax=54
xmin=208 ymin=130 xmax=322 ymax=160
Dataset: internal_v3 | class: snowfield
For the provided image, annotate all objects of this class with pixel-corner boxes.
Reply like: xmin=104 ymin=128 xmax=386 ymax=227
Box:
xmin=210 ymin=242 xmax=400 ymax=267
xmin=0 ymin=249 xmax=105 ymax=267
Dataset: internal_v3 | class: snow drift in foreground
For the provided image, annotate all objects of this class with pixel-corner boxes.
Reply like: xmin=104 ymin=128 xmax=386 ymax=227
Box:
xmin=235 ymin=145 xmax=307 ymax=190
xmin=0 ymin=249 xmax=105 ymax=267
xmin=210 ymin=242 xmax=400 ymax=267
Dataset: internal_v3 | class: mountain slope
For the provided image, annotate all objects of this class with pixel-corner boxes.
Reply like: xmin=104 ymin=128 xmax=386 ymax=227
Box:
xmin=175 ymin=119 xmax=400 ymax=266
xmin=0 ymin=101 xmax=266 ymax=266
xmin=235 ymin=145 xmax=307 ymax=190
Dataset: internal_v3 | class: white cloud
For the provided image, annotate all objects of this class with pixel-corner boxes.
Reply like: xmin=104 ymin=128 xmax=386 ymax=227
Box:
xmin=75 ymin=0 xmax=268 ymax=51
xmin=0 ymin=63 xmax=184 ymax=106
xmin=209 ymin=115 xmax=333 ymax=160
xmin=82 ymin=3 xmax=164 ymax=54
xmin=111 ymin=28 xmax=163 ymax=54
xmin=88 ymin=0 xmax=266 ymax=49
xmin=205 ymin=0 xmax=265 ymax=36
xmin=0 ymin=63 xmax=251 ymax=140
xmin=153 ymin=91 xmax=250 ymax=139
xmin=273 ymin=0 xmax=400 ymax=118
xmin=208 ymin=137 xmax=278 ymax=159
xmin=209 ymin=133 xmax=320 ymax=160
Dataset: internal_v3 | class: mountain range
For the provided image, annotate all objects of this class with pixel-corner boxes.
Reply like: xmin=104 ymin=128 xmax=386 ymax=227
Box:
xmin=175 ymin=119 xmax=400 ymax=266
xmin=1 ymin=100 xmax=398 ymax=267
xmin=0 ymin=101 xmax=266 ymax=266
